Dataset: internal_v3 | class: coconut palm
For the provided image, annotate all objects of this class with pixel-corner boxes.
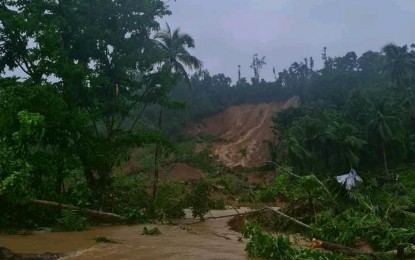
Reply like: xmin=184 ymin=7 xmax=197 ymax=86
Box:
xmin=383 ymin=44 xmax=415 ymax=127
xmin=277 ymin=127 xmax=310 ymax=175
xmin=382 ymin=44 xmax=415 ymax=87
xmin=154 ymin=23 xmax=202 ymax=85
xmin=325 ymin=121 xmax=366 ymax=168
xmin=368 ymin=100 xmax=403 ymax=176
xmin=151 ymin=23 xmax=202 ymax=199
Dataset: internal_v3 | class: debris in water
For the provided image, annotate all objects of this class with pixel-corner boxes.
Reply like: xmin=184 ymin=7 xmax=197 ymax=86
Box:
xmin=94 ymin=236 xmax=117 ymax=243
xmin=142 ymin=227 xmax=161 ymax=235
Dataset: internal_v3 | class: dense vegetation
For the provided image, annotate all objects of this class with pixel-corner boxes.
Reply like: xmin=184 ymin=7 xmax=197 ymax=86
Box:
xmin=0 ymin=0 xmax=200 ymax=227
xmin=1 ymin=0 xmax=415 ymax=258
xmin=272 ymin=45 xmax=415 ymax=177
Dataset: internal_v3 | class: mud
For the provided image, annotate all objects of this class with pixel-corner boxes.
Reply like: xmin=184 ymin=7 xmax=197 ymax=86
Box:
xmin=0 ymin=209 xmax=255 ymax=260
xmin=189 ymin=97 xmax=299 ymax=168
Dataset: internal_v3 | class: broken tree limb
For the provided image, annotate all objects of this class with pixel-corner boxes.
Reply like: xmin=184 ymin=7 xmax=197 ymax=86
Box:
xmin=203 ymin=206 xmax=311 ymax=229
xmin=203 ymin=208 xmax=267 ymax=220
xmin=263 ymin=206 xmax=312 ymax=229
xmin=32 ymin=199 xmax=126 ymax=223
xmin=319 ymin=240 xmax=363 ymax=256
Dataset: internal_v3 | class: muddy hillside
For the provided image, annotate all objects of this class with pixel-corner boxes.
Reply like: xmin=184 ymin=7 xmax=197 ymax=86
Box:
xmin=189 ymin=97 xmax=299 ymax=168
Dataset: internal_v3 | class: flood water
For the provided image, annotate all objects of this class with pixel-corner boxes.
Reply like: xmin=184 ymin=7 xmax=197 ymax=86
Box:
xmin=0 ymin=209 xmax=252 ymax=259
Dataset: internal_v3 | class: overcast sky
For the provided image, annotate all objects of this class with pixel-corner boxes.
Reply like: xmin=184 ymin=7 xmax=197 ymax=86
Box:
xmin=163 ymin=0 xmax=415 ymax=82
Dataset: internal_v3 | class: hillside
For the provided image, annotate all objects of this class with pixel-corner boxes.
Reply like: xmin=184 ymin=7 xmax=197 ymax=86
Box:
xmin=189 ymin=97 xmax=299 ymax=168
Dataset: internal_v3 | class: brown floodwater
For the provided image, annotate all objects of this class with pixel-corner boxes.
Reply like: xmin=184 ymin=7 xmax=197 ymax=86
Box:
xmin=0 ymin=209 xmax=256 ymax=260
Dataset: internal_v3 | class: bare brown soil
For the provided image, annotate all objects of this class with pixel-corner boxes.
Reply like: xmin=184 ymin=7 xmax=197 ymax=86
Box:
xmin=189 ymin=97 xmax=299 ymax=168
xmin=159 ymin=163 xmax=206 ymax=181
xmin=122 ymin=148 xmax=140 ymax=175
xmin=245 ymin=171 xmax=276 ymax=186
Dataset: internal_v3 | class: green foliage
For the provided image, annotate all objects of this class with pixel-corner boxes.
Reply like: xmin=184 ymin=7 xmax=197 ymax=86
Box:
xmin=242 ymin=221 xmax=346 ymax=260
xmin=255 ymin=165 xmax=415 ymax=253
xmin=312 ymin=210 xmax=384 ymax=247
xmin=186 ymin=180 xmax=213 ymax=219
xmin=125 ymin=209 xmax=149 ymax=224
xmin=109 ymin=175 xmax=150 ymax=215
xmin=216 ymin=175 xmax=237 ymax=195
xmin=154 ymin=181 xmax=186 ymax=220
xmin=209 ymin=198 xmax=226 ymax=210
xmin=271 ymin=44 xmax=415 ymax=178
xmin=181 ymin=146 xmax=225 ymax=175
xmin=378 ymin=227 xmax=415 ymax=250
xmin=56 ymin=210 xmax=89 ymax=231
xmin=257 ymin=173 xmax=291 ymax=202
xmin=243 ymin=221 xmax=295 ymax=260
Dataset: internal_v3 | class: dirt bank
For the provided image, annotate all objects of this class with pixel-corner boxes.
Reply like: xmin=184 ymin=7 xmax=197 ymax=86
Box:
xmin=189 ymin=97 xmax=299 ymax=168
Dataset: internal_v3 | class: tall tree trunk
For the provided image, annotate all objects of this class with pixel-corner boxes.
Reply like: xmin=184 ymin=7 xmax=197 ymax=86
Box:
xmin=83 ymin=166 xmax=96 ymax=189
xmin=382 ymin=140 xmax=389 ymax=176
xmin=152 ymin=106 xmax=163 ymax=200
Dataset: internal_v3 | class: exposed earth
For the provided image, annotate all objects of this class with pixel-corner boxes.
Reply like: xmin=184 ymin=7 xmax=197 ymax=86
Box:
xmin=189 ymin=97 xmax=299 ymax=168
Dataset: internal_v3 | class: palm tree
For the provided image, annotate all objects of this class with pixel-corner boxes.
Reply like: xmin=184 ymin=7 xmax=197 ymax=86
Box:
xmin=382 ymin=44 xmax=415 ymax=87
xmin=383 ymin=44 xmax=415 ymax=125
xmin=326 ymin=121 xmax=366 ymax=168
xmin=151 ymin=23 xmax=202 ymax=199
xmin=277 ymin=127 xmax=310 ymax=175
xmin=368 ymin=99 xmax=403 ymax=176
xmin=154 ymin=23 xmax=202 ymax=85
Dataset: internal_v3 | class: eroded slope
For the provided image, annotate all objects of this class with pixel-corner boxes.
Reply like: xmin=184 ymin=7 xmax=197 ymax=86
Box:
xmin=189 ymin=97 xmax=299 ymax=168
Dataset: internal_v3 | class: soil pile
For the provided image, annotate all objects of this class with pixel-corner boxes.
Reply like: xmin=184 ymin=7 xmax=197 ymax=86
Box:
xmin=189 ymin=97 xmax=299 ymax=168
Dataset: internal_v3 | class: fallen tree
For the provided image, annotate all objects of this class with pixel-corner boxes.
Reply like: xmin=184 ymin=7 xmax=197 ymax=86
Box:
xmin=310 ymin=239 xmax=363 ymax=256
xmin=32 ymin=199 xmax=126 ymax=223
xmin=204 ymin=206 xmax=311 ymax=229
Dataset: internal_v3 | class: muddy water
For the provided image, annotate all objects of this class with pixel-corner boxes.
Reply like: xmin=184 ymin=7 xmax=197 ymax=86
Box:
xmin=0 ymin=209 xmax=253 ymax=260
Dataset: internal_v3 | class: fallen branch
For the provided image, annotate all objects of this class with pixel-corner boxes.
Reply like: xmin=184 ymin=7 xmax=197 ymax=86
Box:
xmin=203 ymin=208 xmax=267 ymax=220
xmin=203 ymin=206 xmax=311 ymax=230
xmin=312 ymin=240 xmax=363 ymax=256
xmin=32 ymin=199 xmax=126 ymax=223
xmin=212 ymin=232 xmax=231 ymax=240
xmin=263 ymin=206 xmax=312 ymax=229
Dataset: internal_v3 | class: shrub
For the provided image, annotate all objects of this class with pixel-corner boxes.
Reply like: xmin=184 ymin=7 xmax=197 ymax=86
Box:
xmin=154 ymin=181 xmax=186 ymax=219
xmin=56 ymin=210 xmax=88 ymax=231
xmin=186 ymin=180 xmax=212 ymax=219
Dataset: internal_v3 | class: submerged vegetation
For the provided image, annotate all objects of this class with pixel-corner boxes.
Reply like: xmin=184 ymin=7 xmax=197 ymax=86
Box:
xmin=1 ymin=0 xmax=415 ymax=259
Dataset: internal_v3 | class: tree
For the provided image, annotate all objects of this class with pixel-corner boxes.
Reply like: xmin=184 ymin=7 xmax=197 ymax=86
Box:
xmin=0 ymin=0 xmax=172 ymax=198
xmin=382 ymin=44 xmax=415 ymax=124
xmin=250 ymin=54 xmax=266 ymax=84
xmin=382 ymin=44 xmax=415 ymax=87
xmin=152 ymin=23 xmax=202 ymax=198
xmin=324 ymin=121 xmax=366 ymax=168
xmin=368 ymin=99 xmax=403 ymax=176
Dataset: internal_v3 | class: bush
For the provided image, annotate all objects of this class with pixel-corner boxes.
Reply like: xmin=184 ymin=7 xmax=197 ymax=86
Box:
xmin=56 ymin=210 xmax=88 ymax=231
xmin=217 ymin=175 xmax=237 ymax=195
xmin=107 ymin=175 xmax=151 ymax=219
xmin=154 ymin=181 xmax=186 ymax=220
xmin=242 ymin=221 xmax=347 ymax=260
xmin=186 ymin=180 xmax=212 ymax=219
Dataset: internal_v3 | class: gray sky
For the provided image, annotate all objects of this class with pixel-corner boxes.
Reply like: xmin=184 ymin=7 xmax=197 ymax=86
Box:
xmin=163 ymin=0 xmax=415 ymax=82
